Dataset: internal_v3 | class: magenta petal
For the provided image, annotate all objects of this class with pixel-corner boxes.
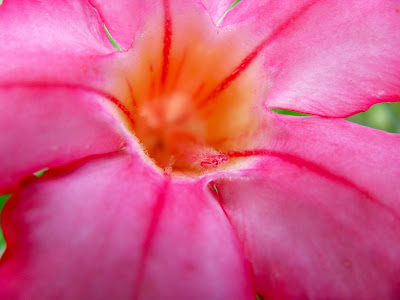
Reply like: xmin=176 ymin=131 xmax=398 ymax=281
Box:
xmin=89 ymin=0 xmax=222 ymax=50
xmin=214 ymin=115 xmax=400 ymax=299
xmin=0 ymin=87 xmax=125 ymax=192
xmin=89 ymin=0 xmax=150 ymax=50
xmin=270 ymin=115 xmax=400 ymax=211
xmin=0 ymin=152 xmax=254 ymax=299
xmin=0 ymin=0 xmax=112 ymax=56
xmin=223 ymin=0 xmax=400 ymax=116
xmin=218 ymin=0 xmax=314 ymax=27
xmin=0 ymin=0 xmax=130 ymax=101
xmin=199 ymin=0 xmax=233 ymax=25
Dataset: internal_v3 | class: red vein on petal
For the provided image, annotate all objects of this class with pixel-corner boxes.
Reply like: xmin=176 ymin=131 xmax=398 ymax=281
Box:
xmin=221 ymin=149 xmax=400 ymax=222
xmin=161 ymin=0 xmax=172 ymax=85
xmin=5 ymin=150 xmax=126 ymax=195
xmin=199 ymin=0 xmax=320 ymax=107
xmin=125 ymin=78 xmax=138 ymax=108
xmin=171 ymin=49 xmax=187 ymax=89
xmin=207 ymin=181 xmax=257 ymax=294
xmin=0 ymin=153 xmax=127 ymax=196
xmin=133 ymin=176 xmax=170 ymax=299
xmin=0 ymin=149 xmax=127 ymax=263
xmin=0 ymin=82 xmax=135 ymax=125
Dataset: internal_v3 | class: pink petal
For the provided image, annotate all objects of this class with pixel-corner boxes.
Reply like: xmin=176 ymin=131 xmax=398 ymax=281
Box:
xmin=199 ymin=0 xmax=234 ymax=25
xmin=218 ymin=0 xmax=313 ymax=27
xmin=213 ymin=115 xmax=400 ymax=299
xmin=0 ymin=86 xmax=126 ymax=193
xmin=221 ymin=0 xmax=400 ymax=116
xmin=89 ymin=0 xmax=152 ymax=50
xmin=0 ymin=0 xmax=140 ymax=106
xmin=0 ymin=0 xmax=133 ymax=101
xmin=0 ymin=1 xmax=229 ymax=110
xmin=0 ymin=151 xmax=254 ymax=299
xmin=89 ymin=0 xmax=225 ymax=50
xmin=0 ymin=0 xmax=112 ymax=56
xmin=270 ymin=115 xmax=400 ymax=212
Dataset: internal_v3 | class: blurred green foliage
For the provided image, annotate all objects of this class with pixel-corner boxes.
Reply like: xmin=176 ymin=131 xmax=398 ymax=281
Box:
xmin=346 ymin=102 xmax=400 ymax=133
xmin=273 ymin=102 xmax=400 ymax=133
xmin=271 ymin=108 xmax=312 ymax=116
xmin=0 ymin=194 xmax=11 ymax=251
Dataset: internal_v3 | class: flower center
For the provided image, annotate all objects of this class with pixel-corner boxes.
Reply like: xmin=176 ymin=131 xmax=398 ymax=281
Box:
xmin=124 ymin=9 xmax=264 ymax=175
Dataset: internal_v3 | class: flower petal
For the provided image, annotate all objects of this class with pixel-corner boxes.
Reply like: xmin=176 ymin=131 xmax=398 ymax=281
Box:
xmin=0 ymin=0 xmax=112 ymax=56
xmin=221 ymin=0 xmax=400 ymax=116
xmin=89 ymin=0 xmax=153 ymax=50
xmin=0 ymin=86 xmax=126 ymax=193
xmin=0 ymin=152 xmax=254 ymax=299
xmin=199 ymin=0 xmax=234 ymax=25
xmin=0 ymin=0 xmax=135 ymax=103
xmin=269 ymin=115 xmax=400 ymax=211
xmin=88 ymin=0 xmax=226 ymax=50
xmin=213 ymin=115 xmax=400 ymax=299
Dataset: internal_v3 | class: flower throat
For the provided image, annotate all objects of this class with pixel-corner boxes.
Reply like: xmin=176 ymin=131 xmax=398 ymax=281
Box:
xmin=124 ymin=4 xmax=264 ymax=175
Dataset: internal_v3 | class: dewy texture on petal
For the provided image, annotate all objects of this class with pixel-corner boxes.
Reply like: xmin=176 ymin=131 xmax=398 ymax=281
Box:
xmin=213 ymin=115 xmax=400 ymax=299
xmin=0 ymin=152 xmax=254 ymax=299
xmin=219 ymin=0 xmax=400 ymax=117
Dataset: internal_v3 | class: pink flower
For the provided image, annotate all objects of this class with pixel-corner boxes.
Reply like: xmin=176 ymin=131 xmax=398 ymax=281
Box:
xmin=0 ymin=0 xmax=400 ymax=299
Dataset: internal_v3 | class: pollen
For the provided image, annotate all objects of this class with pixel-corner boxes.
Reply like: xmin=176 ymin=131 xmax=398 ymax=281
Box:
xmin=124 ymin=11 xmax=264 ymax=175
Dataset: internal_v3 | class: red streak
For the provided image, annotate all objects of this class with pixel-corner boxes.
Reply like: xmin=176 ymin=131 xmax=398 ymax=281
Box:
xmin=171 ymin=50 xmax=187 ymax=88
xmin=1 ymin=150 xmax=127 ymax=265
xmin=193 ymin=83 xmax=205 ymax=99
xmin=0 ymin=81 xmax=135 ymax=126
xmin=133 ymin=177 xmax=170 ymax=299
xmin=125 ymin=78 xmax=138 ymax=108
xmin=199 ymin=0 xmax=320 ymax=107
xmin=161 ymin=0 xmax=172 ymax=85
xmin=220 ymin=149 xmax=400 ymax=222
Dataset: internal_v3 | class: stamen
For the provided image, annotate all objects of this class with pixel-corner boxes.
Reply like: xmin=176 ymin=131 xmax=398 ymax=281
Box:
xmin=200 ymin=154 xmax=229 ymax=169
